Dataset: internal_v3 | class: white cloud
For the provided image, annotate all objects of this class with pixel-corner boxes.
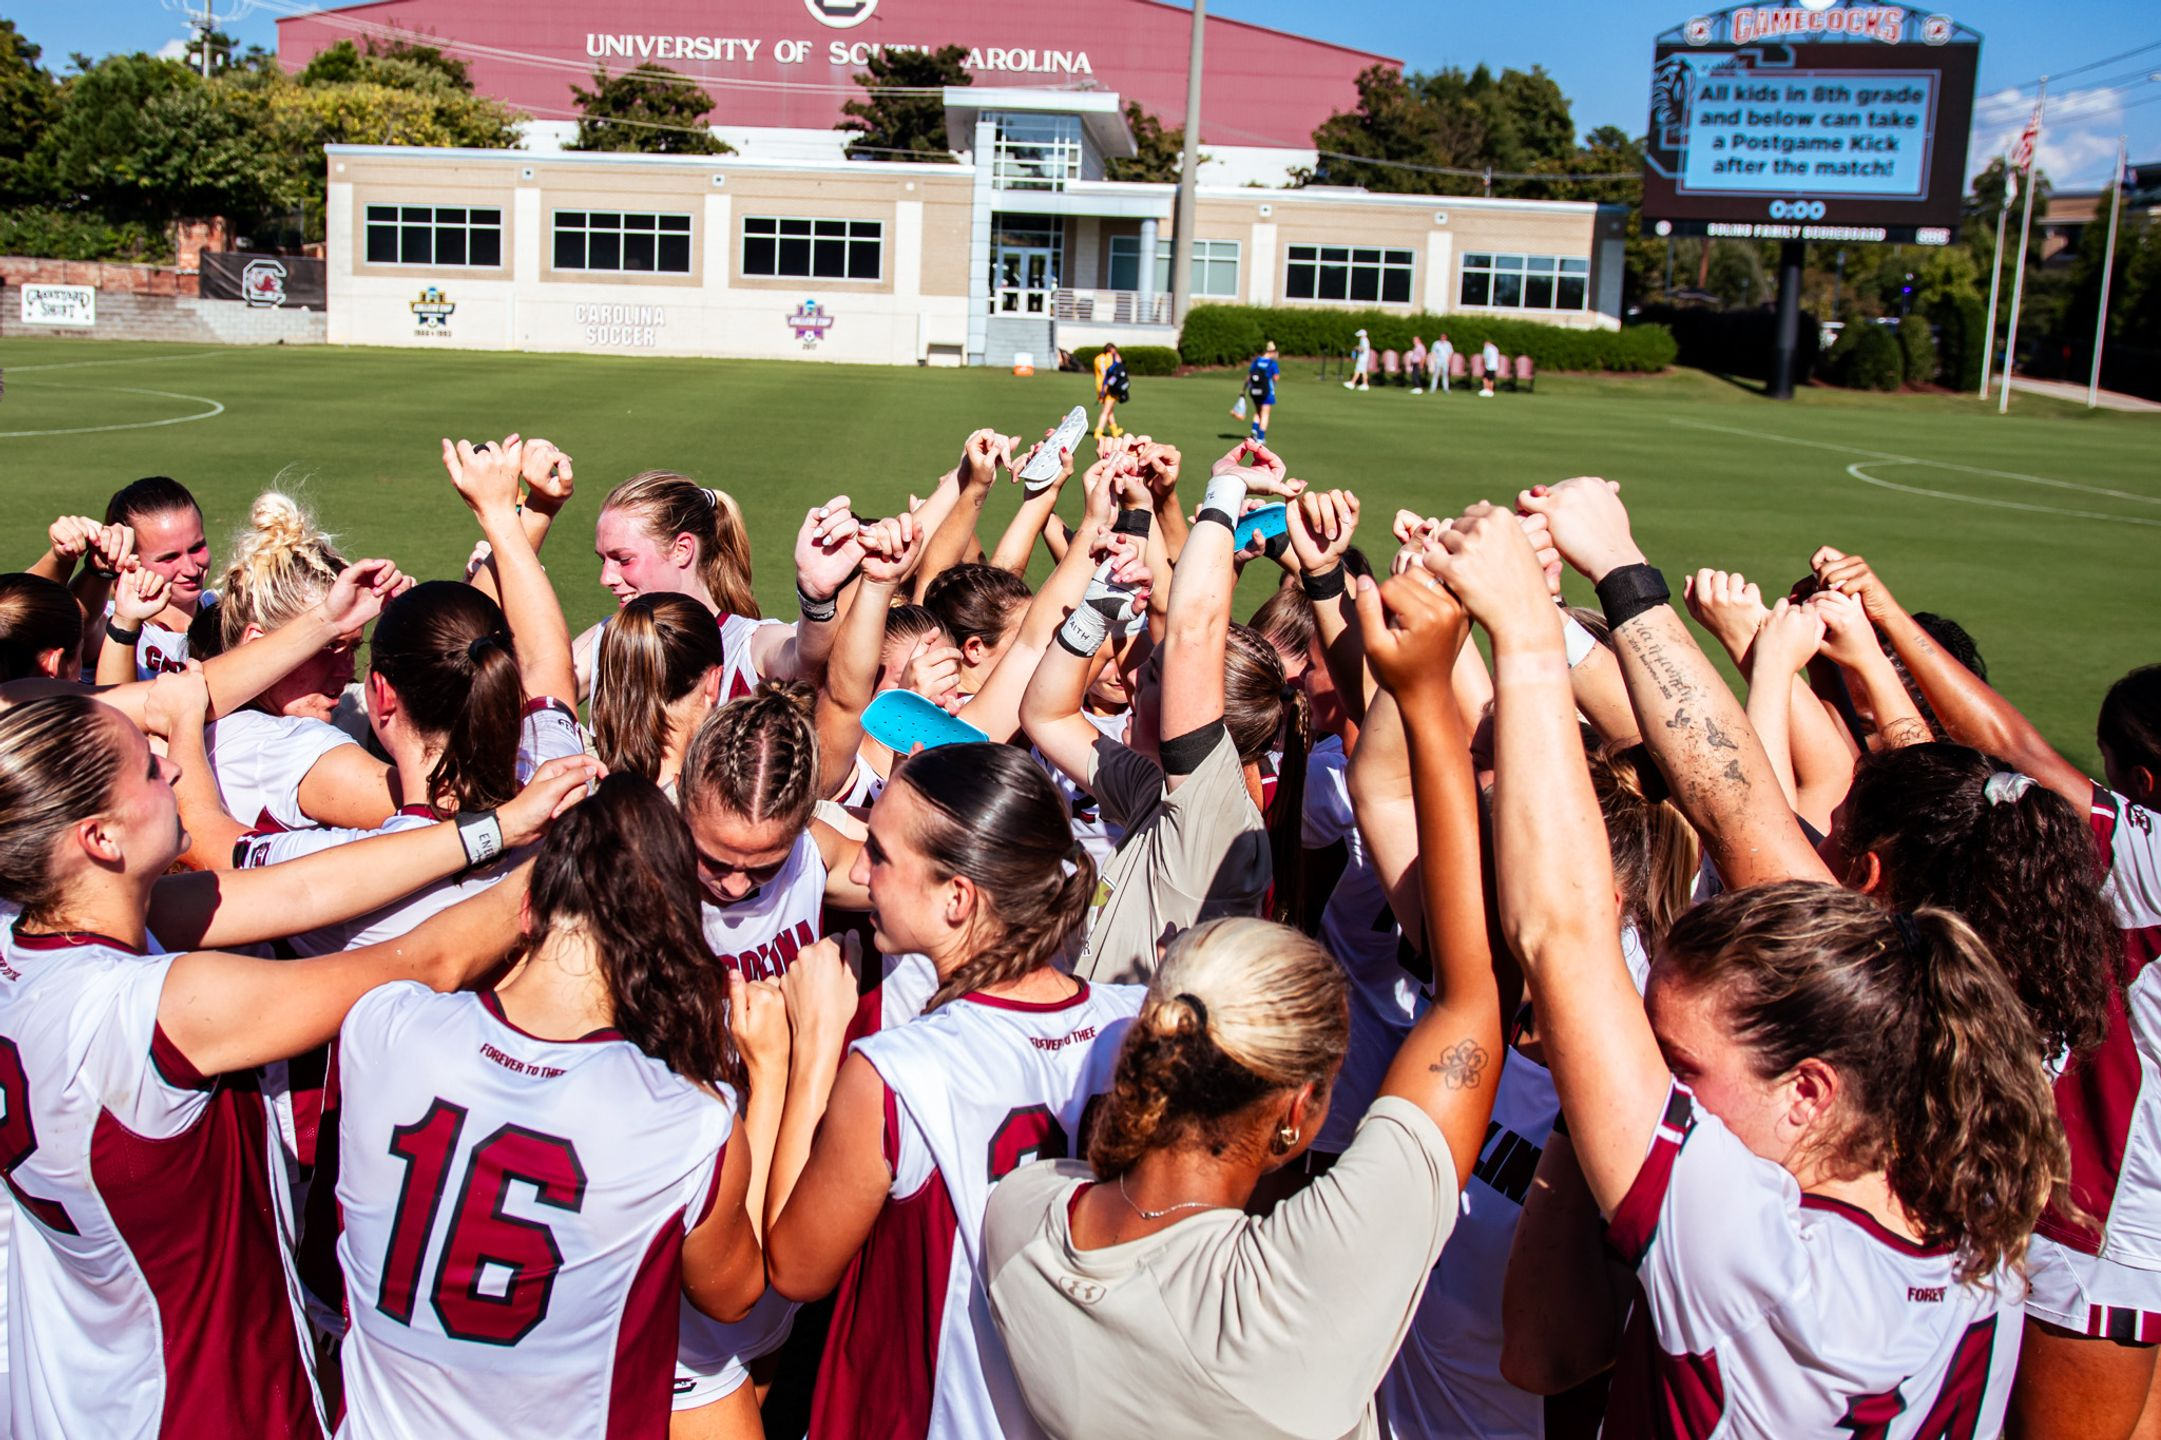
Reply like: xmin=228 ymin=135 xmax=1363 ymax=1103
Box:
xmin=1968 ymin=81 xmax=2128 ymax=192
xmin=155 ymin=37 xmax=191 ymax=62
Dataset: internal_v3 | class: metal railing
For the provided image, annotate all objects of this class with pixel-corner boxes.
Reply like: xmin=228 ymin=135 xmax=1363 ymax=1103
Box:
xmin=1050 ymin=288 xmax=1172 ymax=325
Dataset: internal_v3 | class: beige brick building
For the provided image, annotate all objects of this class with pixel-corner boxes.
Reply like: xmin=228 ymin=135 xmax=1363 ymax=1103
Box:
xmin=326 ymin=91 xmax=1629 ymax=366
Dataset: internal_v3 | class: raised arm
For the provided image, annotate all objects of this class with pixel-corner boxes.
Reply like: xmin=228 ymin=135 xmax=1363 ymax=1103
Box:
xmin=139 ymin=667 xmax=250 ymax=871
xmin=1812 ymin=547 xmax=2090 ymax=807
xmin=146 ymin=755 xmax=601 ymax=950
xmin=1806 ymin=585 xmax=1930 ymax=751
xmin=751 ymin=496 xmax=865 ymax=687
xmin=815 ymin=514 xmax=918 ymax=798
xmin=914 ymin=430 xmax=1015 ymax=602
xmin=1345 ymin=685 xmax=1426 ymax=980
xmin=1524 ymin=480 xmax=1830 ymax=889
xmin=986 ymin=438 xmax=1075 ymax=574
xmin=1428 ymin=502 xmax=1671 ymax=1215
xmin=1500 ymin=1129 xmax=1633 ymax=1394
xmin=1355 ymin=568 xmax=1503 ymax=1183
xmin=1016 ymin=462 xmax=1147 ymax=783
xmin=1742 ymin=600 xmax=1828 ymax=816
xmin=96 ymin=568 xmax=170 ymax=688
xmin=443 ymin=437 xmax=578 ymax=710
xmin=1286 ymin=488 xmax=1368 ymax=735
xmin=27 ymin=515 xmax=100 ymax=585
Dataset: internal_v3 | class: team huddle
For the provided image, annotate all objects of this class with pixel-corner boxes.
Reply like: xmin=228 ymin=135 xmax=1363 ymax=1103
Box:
xmin=0 ymin=422 xmax=2154 ymax=1440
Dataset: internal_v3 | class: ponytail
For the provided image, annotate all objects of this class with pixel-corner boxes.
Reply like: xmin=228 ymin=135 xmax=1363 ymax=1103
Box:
xmin=885 ymin=743 xmax=1096 ymax=1010
xmin=1089 ymin=918 xmax=1347 ymax=1178
xmin=1588 ymin=741 xmax=1699 ymax=953
xmin=1223 ymin=623 xmax=1302 ymax=924
xmin=511 ymin=774 xmax=739 ymax=1089
xmin=1661 ymin=882 xmax=2066 ymax=1286
xmin=0 ymin=573 xmax=84 ymax=682
xmin=601 ymin=472 xmax=760 ymax=620
xmin=1839 ymin=742 xmax=2116 ymax=1060
xmin=592 ymin=594 xmax=724 ymax=783
xmin=1267 ymin=685 xmax=1311 ymax=927
xmin=369 ymin=581 xmax=524 ymax=816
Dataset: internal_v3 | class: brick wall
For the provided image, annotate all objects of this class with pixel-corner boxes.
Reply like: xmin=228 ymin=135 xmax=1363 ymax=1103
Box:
xmin=3 ymin=277 xmax=326 ymax=346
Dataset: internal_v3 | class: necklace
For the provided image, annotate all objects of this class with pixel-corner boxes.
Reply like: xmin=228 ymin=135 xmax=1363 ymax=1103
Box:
xmin=1117 ymin=1172 xmax=1222 ymax=1221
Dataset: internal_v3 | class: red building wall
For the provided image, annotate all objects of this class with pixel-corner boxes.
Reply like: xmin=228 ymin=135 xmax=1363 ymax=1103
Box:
xmin=275 ymin=0 xmax=1396 ymax=150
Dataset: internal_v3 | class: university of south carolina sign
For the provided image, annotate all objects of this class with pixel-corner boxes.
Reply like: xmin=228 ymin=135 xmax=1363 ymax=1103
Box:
xmin=584 ymin=32 xmax=1093 ymax=76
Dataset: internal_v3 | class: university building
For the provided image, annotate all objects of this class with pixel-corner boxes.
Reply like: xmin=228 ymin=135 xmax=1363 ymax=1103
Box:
xmin=303 ymin=1 xmax=1629 ymax=363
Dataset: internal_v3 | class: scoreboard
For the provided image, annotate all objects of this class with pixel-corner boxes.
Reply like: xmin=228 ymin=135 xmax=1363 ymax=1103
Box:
xmin=1642 ymin=3 xmax=1980 ymax=245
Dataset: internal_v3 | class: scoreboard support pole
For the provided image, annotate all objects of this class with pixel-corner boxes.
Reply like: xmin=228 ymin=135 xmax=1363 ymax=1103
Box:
xmin=1768 ymin=240 xmax=1806 ymax=401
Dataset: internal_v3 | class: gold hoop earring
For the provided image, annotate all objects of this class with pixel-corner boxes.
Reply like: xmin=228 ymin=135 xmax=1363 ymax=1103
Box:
xmin=1273 ymin=1124 xmax=1300 ymax=1155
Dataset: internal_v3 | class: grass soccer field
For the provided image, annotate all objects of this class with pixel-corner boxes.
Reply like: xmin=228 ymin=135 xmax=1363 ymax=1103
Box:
xmin=2 ymin=337 xmax=2153 ymax=771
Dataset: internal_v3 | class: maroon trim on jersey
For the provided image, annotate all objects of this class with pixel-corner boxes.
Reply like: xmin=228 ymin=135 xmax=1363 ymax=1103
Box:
xmin=844 ymin=984 xmax=887 ymax=1049
xmin=881 ymin=1077 xmax=901 ymax=1173
xmin=298 ymin=1041 xmax=349 ymax=1319
xmin=477 ymin=989 xmax=625 ymax=1045
xmin=608 ymin=1209 xmax=687 ymax=1440
xmin=9 ymin=922 xmax=146 ymax=955
xmin=961 ymin=981 xmax=1094 ymax=1014
xmin=285 ymin=1044 xmax=330 ymax=1171
xmin=2085 ymin=1303 xmax=2161 ymax=1344
xmin=149 ymin=1022 xmax=214 ymax=1092
xmin=1797 ymin=1194 xmax=1956 ymax=1257
xmin=251 ymin=807 xmax=290 ymax=835
xmin=725 ymin=667 xmax=757 ymax=702
xmin=692 ymin=1136 xmax=731 ymax=1229
xmin=806 ymin=1162 xmax=962 ymax=1440
xmin=1602 ymin=1290 xmax=1726 ymax=1440
xmin=522 ymin=696 xmax=576 ymax=721
xmin=1606 ymin=1084 xmax=1695 ymax=1267
xmin=397 ymin=803 xmax=440 ymax=819
xmin=90 ymin=1084 xmax=323 ymax=1439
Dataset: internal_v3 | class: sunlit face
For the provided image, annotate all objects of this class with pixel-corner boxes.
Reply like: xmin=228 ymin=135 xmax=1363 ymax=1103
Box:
xmin=1085 ymin=659 xmax=1130 ymax=711
xmin=595 ymin=507 xmax=695 ymax=607
xmin=244 ymin=600 xmax=357 ymax=723
xmin=132 ymin=506 xmax=211 ymax=603
xmin=1644 ymin=962 xmax=1793 ymax=1165
xmin=850 ymin=782 xmax=953 ymax=958
xmin=685 ymin=802 xmax=798 ymax=906
xmin=101 ymin=715 xmax=188 ymax=874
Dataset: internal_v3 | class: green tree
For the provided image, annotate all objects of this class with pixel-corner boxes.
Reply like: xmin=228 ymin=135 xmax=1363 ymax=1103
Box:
xmin=0 ymin=18 xmax=58 ymax=200
xmin=1104 ymin=101 xmax=1195 ymax=183
xmin=27 ymin=54 xmax=291 ymax=228
xmin=1307 ymin=62 xmax=1579 ymax=197
xmin=838 ymin=44 xmax=969 ymax=161
xmin=567 ymin=62 xmax=730 ymax=154
xmin=183 ymin=27 xmax=236 ymax=76
xmin=298 ymin=36 xmax=474 ymax=92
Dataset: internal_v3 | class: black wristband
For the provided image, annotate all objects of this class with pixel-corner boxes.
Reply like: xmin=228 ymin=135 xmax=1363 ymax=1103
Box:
xmin=1158 ymin=719 xmax=1226 ymax=778
xmin=1301 ymin=565 xmax=1346 ymax=601
xmin=1194 ymin=507 xmax=1235 ymax=532
xmin=1111 ymin=508 xmax=1152 ymax=538
xmin=1595 ymin=563 xmax=1670 ymax=631
xmin=795 ymin=583 xmax=838 ymax=623
xmin=105 ymin=619 xmax=142 ymax=646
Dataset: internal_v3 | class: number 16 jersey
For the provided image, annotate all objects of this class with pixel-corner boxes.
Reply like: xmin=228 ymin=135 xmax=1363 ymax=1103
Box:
xmin=331 ymin=982 xmax=736 ymax=1439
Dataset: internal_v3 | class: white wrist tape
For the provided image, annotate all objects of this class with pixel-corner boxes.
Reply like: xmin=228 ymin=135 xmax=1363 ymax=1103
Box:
xmin=1561 ymin=613 xmax=1599 ymax=669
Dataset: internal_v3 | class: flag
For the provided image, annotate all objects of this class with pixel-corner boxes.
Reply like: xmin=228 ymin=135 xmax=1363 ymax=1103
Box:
xmin=2010 ymin=100 xmax=2042 ymax=174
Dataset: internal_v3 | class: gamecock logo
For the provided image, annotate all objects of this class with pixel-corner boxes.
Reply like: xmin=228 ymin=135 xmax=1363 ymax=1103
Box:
xmin=804 ymin=0 xmax=878 ymax=29
xmin=241 ymin=257 xmax=289 ymax=308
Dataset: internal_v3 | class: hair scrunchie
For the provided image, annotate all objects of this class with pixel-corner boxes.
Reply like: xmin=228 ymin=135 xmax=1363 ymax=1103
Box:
xmin=1983 ymin=771 xmax=2035 ymax=806
xmin=466 ymin=632 xmax=504 ymax=665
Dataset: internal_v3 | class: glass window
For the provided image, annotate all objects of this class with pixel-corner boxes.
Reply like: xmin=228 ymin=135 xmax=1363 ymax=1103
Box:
xmin=1108 ymin=236 xmax=1237 ymax=297
xmin=1284 ymin=244 xmax=1414 ymax=306
xmin=742 ymin=216 xmax=882 ymax=281
xmin=991 ymin=112 xmax=1083 ymax=191
xmin=1458 ymin=252 xmax=1592 ymax=311
xmin=362 ymin=204 xmax=505 ymax=269
xmin=551 ymin=211 xmax=694 ymax=274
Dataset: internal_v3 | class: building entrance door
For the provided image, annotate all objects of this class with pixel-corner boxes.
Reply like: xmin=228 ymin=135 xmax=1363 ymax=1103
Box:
xmin=993 ymin=245 xmax=1057 ymax=314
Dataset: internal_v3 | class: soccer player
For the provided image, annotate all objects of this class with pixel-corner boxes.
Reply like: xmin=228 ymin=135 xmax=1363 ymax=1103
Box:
xmin=1244 ymin=341 xmax=1281 ymax=442
xmin=1433 ymin=331 xmax=1455 ymax=395
xmin=83 ymin=477 xmax=215 ymax=682
xmin=1468 ymin=487 xmax=2063 ymax=1435
xmin=589 ymin=593 xmax=726 ymax=797
xmin=760 ymin=744 xmax=1141 ymax=1440
xmin=1812 ymin=546 xmax=2161 ymax=1440
xmin=1480 ymin=338 xmax=1501 ymax=397
xmin=330 ymin=775 xmax=765 ymax=1438
xmin=0 ymin=686 xmax=593 ymax=1439
xmin=1092 ymin=342 xmax=1127 ymax=441
xmin=573 ymin=475 xmax=862 ymax=701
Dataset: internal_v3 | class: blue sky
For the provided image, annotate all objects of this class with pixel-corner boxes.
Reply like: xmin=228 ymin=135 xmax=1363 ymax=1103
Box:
xmin=9 ymin=0 xmax=2157 ymax=190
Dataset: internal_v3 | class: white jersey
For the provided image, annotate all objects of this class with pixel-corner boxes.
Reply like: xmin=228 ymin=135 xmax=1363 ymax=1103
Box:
xmin=1601 ymin=1080 xmax=2023 ymax=1438
xmin=332 ymin=983 xmax=735 ymax=1440
xmin=0 ymin=924 xmax=320 ymax=1439
xmin=838 ymin=751 xmax=887 ymax=810
xmin=719 ymin=613 xmax=785 ymax=702
xmin=237 ymin=699 xmax=587 ymax=955
xmin=807 ymin=981 xmax=1143 ymax=1440
xmin=1306 ymin=736 xmax=1426 ymax=1154
xmin=1038 ymin=709 xmax=1130 ymax=870
xmin=104 ymin=594 xmax=212 ymax=680
xmin=699 ymin=830 xmax=827 ymax=980
xmin=1380 ymin=1054 xmax=1558 ymax=1439
xmin=211 ymin=707 xmax=360 ymax=835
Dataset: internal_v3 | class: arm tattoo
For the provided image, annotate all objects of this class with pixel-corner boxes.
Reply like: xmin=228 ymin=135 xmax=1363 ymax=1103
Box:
xmin=1430 ymin=1039 xmax=1490 ymax=1090
xmin=1878 ymin=717 xmax=1932 ymax=749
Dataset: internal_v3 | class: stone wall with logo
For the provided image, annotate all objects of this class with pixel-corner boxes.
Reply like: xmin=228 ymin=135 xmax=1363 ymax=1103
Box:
xmin=2 ymin=258 xmax=326 ymax=345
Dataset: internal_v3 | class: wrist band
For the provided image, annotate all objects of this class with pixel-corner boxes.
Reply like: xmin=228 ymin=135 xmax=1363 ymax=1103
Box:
xmin=1195 ymin=507 xmax=1235 ymax=531
xmin=795 ymin=583 xmax=838 ymax=623
xmin=1595 ymin=564 xmax=1670 ymax=631
xmin=1561 ymin=613 xmax=1598 ymax=669
xmin=1196 ymin=473 xmax=1250 ymax=534
xmin=1056 ymin=605 xmax=1111 ymax=657
xmin=106 ymin=620 xmax=143 ymax=646
xmin=1301 ymin=565 xmax=1346 ymax=601
xmin=1111 ymin=508 xmax=1152 ymax=538
xmin=456 ymin=810 xmax=505 ymax=868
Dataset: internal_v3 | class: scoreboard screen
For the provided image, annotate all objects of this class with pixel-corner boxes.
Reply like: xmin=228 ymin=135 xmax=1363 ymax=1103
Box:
xmin=1642 ymin=5 xmax=1980 ymax=245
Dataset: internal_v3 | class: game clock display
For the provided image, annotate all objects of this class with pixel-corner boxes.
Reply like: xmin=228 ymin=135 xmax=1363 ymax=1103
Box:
xmin=1640 ymin=3 xmax=1980 ymax=245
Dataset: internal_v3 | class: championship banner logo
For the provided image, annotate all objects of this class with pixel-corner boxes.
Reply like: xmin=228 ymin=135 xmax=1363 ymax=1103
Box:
xmin=788 ymin=299 xmax=835 ymax=345
xmin=411 ymin=286 xmax=456 ymax=335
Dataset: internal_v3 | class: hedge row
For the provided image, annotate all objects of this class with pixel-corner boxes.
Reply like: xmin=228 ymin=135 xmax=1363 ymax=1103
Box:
xmin=1825 ymin=322 xmax=1903 ymax=391
xmin=1067 ymin=345 xmax=1181 ymax=377
xmin=1631 ymin=304 xmax=1821 ymax=388
xmin=1177 ymin=303 xmax=1676 ymax=373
